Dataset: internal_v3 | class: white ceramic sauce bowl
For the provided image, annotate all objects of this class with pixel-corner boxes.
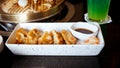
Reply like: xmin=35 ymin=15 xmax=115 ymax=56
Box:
xmin=0 ymin=35 xmax=4 ymax=53
xmin=70 ymin=22 xmax=99 ymax=41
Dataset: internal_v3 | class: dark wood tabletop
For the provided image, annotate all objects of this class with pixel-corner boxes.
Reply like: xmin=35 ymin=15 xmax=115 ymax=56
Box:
xmin=0 ymin=0 xmax=120 ymax=68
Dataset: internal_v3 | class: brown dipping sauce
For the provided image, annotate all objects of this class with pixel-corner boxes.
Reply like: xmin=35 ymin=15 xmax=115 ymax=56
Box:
xmin=75 ymin=28 xmax=93 ymax=34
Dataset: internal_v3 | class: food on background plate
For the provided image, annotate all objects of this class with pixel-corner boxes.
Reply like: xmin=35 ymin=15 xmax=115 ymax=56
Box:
xmin=18 ymin=0 xmax=28 ymax=7
xmin=1 ymin=0 xmax=58 ymax=14
xmin=1 ymin=0 xmax=18 ymax=13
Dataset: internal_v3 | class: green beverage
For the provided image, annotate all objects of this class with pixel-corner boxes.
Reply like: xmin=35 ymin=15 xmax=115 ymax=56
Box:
xmin=87 ymin=0 xmax=111 ymax=22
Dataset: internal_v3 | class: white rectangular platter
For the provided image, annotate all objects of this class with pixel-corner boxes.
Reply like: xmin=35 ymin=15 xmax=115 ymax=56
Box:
xmin=5 ymin=22 xmax=104 ymax=56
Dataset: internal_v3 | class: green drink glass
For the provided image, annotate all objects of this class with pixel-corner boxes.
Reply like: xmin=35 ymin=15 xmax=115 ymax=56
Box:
xmin=87 ymin=0 xmax=111 ymax=24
